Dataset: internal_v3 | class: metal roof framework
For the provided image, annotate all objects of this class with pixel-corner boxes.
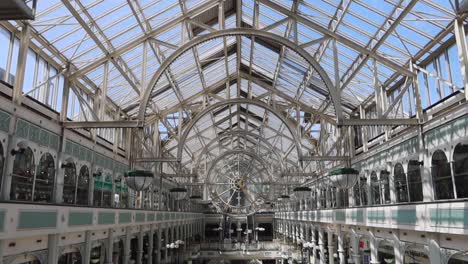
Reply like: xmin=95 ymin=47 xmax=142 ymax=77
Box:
xmin=4 ymin=0 xmax=466 ymax=196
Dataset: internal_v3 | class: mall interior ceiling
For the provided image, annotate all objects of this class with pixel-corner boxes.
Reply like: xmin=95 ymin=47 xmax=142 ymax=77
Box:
xmin=0 ymin=0 xmax=468 ymax=263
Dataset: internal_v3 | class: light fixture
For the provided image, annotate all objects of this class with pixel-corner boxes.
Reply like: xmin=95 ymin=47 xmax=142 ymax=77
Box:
xmin=124 ymin=170 xmax=153 ymax=191
xmin=293 ymin=186 xmax=311 ymax=200
xmin=328 ymin=167 xmax=359 ymax=189
xmin=10 ymin=148 xmax=25 ymax=156
xmin=169 ymin=186 xmax=187 ymax=200
xmin=10 ymin=142 xmax=27 ymax=156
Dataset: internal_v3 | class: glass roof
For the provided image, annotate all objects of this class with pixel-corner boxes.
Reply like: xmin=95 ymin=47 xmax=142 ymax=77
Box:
xmin=9 ymin=0 xmax=461 ymax=178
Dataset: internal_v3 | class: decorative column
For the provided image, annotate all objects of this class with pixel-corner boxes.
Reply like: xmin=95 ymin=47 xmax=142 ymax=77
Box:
xmin=156 ymin=227 xmax=162 ymax=264
xmin=48 ymin=234 xmax=59 ymax=264
xmin=164 ymin=226 xmax=169 ymax=264
xmin=328 ymin=231 xmax=335 ymax=264
xmin=337 ymin=230 xmax=345 ymax=264
xmin=350 ymin=230 xmax=361 ymax=264
xmin=137 ymin=230 xmax=144 ymax=264
xmin=318 ymin=227 xmax=325 ymax=264
xmin=105 ymin=228 xmax=114 ymax=264
xmin=311 ymin=226 xmax=317 ymax=264
xmin=369 ymin=232 xmax=380 ymax=264
xmin=124 ymin=227 xmax=132 ymax=264
xmin=148 ymin=227 xmax=154 ymax=264
xmin=394 ymin=240 xmax=405 ymax=264
xmin=428 ymin=238 xmax=449 ymax=264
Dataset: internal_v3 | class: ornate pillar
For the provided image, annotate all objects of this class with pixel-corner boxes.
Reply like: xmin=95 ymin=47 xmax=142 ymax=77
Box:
xmin=328 ymin=231 xmax=335 ymax=264
xmin=83 ymin=231 xmax=92 ymax=264
xmin=137 ymin=230 xmax=143 ymax=264
xmin=156 ymin=227 xmax=162 ymax=264
xmin=350 ymin=230 xmax=361 ymax=264
xmin=48 ymin=234 xmax=59 ymax=264
xmin=369 ymin=232 xmax=380 ymax=264
xmin=318 ymin=227 xmax=325 ymax=264
xmin=311 ymin=226 xmax=317 ymax=264
xmin=123 ymin=227 xmax=132 ymax=264
xmin=337 ymin=229 xmax=345 ymax=264
xmin=148 ymin=227 xmax=154 ymax=264
xmin=394 ymin=240 xmax=405 ymax=264
xmin=105 ymin=228 xmax=114 ymax=264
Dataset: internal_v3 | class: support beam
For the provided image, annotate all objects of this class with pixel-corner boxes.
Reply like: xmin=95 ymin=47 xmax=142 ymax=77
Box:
xmin=454 ymin=16 xmax=468 ymax=101
xmin=131 ymin=157 xmax=179 ymax=163
xmin=258 ymin=0 xmax=415 ymax=77
xmin=300 ymin=155 xmax=351 ymax=161
xmin=139 ymin=28 xmax=341 ymax=125
xmin=339 ymin=118 xmax=419 ymax=126
xmin=62 ymin=120 xmax=143 ymax=128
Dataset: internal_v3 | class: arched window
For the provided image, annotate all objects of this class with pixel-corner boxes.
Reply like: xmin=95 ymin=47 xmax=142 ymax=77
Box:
xmin=76 ymin=165 xmax=89 ymax=205
xmin=11 ymin=146 xmax=35 ymax=201
xmin=319 ymin=188 xmax=327 ymax=208
xmin=353 ymin=179 xmax=361 ymax=206
xmin=62 ymin=160 xmax=76 ymax=204
xmin=93 ymin=172 xmax=113 ymax=207
xmin=453 ymin=143 xmax=468 ymax=198
xmin=34 ymin=153 xmax=55 ymax=202
xmin=359 ymin=176 xmax=368 ymax=206
xmin=431 ymin=150 xmax=454 ymax=200
xmin=58 ymin=251 xmax=82 ymax=264
xmin=407 ymin=160 xmax=423 ymax=202
xmin=114 ymin=175 xmax=129 ymax=208
xmin=370 ymin=171 xmax=381 ymax=205
xmin=102 ymin=174 xmax=113 ymax=207
xmin=380 ymin=170 xmax=391 ymax=204
xmin=394 ymin=163 xmax=408 ymax=203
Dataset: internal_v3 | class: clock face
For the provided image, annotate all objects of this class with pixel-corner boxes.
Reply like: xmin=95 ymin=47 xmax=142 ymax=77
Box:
xmin=206 ymin=151 xmax=274 ymax=216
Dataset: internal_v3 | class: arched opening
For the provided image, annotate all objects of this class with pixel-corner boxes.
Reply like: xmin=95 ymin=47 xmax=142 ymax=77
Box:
xmin=58 ymin=250 xmax=82 ymax=264
xmin=114 ymin=175 xmax=129 ymax=208
xmin=93 ymin=172 xmax=113 ymax=207
xmin=142 ymin=233 xmax=149 ymax=264
xmin=453 ymin=143 xmax=468 ymax=198
xmin=62 ymin=159 xmax=76 ymax=204
xmin=359 ymin=175 xmax=368 ymax=206
xmin=448 ymin=252 xmax=468 ymax=263
xmin=34 ymin=153 xmax=55 ymax=202
xmin=380 ymin=170 xmax=391 ymax=204
xmin=394 ymin=163 xmax=408 ymax=203
xmin=404 ymin=244 xmax=429 ymax=264
xmin=431 ymin=150 xmax=454 ymax=200
xmin=11 ymin=146 xmax=35 ymax=201
xmin=90 ymin=245 xmax=102 ymax=264
xmin=112 ymin=239 xmax=124 ymax=264
xmin=77 ymin=165 xmax=89 ymax=205
xmin=377 ymin=240 xmax=395 ymax=263
xmin=358 ymin=236 xmax=370 ymax=263
xmin=407 ymin=160 xmax=423 ymax=202
xmin=370 ymin=172 xmax=381 ymax=205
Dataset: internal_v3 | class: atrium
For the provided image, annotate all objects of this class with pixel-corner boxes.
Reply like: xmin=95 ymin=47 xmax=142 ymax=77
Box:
xmin=0 ymin=0 xmax=468 ymax=263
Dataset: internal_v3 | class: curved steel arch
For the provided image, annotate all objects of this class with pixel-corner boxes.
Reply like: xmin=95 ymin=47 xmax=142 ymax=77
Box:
xmin=193 ymin=130 xmax=285 ymax=173
xmin=205 ymin=149 xmax=273 ymax=185
xmin=175 ymin=98 xmax=303 ymax=163
xmin=138 ymin=28 xmax=343 ymax=122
